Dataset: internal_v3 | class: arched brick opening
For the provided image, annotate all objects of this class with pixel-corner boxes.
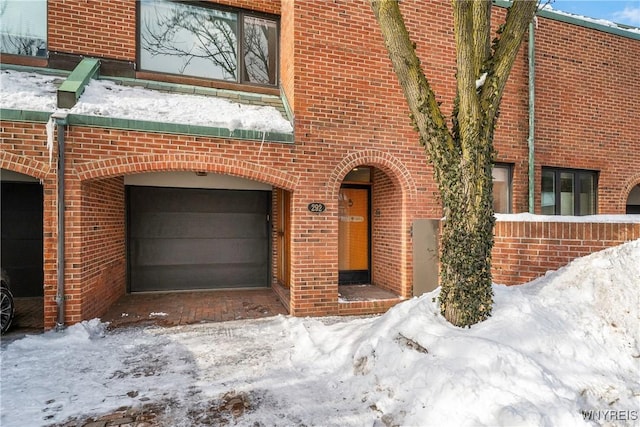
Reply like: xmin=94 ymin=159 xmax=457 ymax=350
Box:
xmin=328 ymin=150 xmax=418 ymax=298
xmin=622 ymin=174 xmax=640 ymax=214
xmin=1 ymin=153 xmax=53 ymax=329
xmin=76 ymin=153 xmax=299 ymax=191
xmin=73 ymin=153 xmax=300 ymax=320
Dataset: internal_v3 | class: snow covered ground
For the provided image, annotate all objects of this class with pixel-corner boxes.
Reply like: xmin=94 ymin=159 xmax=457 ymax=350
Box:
xmin=1 ymin=240 xmax=639 ymax=427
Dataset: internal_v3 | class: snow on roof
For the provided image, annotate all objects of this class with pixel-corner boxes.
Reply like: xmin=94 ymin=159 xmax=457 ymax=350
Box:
xmin=0 ymin=69 xmax=293 ymax=135
xmin=540 ymin=3 xmax=640 ymax=35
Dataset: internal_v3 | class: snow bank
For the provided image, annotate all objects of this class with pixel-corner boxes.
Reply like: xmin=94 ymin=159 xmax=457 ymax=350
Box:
xmin=2 ymin=240 xmax=639 ymax=426
xmin=287 ymin=239 xmax=640 ymax=426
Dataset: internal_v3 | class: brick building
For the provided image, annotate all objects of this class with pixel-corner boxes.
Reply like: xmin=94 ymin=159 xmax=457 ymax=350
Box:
xmin=1 ymin=0 xmax=639 ymax=329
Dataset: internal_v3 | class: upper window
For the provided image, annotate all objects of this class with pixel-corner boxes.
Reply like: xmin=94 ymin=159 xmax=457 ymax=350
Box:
xmin=541 ymin=168 xmax=597 ymax=216
xmin=0 ymin=0 xmax=47 ymax=57
xmin=492 ymin=164 xmax=512 ymax=214
xmin=139 ymin=0 xmax=278 ymax=86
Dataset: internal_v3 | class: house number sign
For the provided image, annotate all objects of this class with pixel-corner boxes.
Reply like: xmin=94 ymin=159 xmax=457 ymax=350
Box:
xmin=308 ymin=202 xmax=326 ymax=213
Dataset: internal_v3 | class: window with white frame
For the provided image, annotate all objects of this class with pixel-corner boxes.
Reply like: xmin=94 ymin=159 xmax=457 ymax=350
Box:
xmin=139 ymin=0 xmax=278 ymax=86
xmin=541 ymin=168 xmax=597 ymax=216
xmin=0 ymin=0 xmax=47 ymax=57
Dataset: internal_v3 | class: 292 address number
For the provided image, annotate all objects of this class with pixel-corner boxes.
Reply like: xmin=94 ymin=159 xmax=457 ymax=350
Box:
xmin=308 ymin=202 xmax=326 ymax=213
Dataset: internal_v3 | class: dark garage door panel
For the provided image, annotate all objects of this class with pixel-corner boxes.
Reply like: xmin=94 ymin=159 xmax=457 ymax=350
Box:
xmin=131 ymin=263 xmax=268 ymax=292
xmin=128 ymin=186 xmax=270 ymax=292
xmin=1 ymin=182 xmax=44 ymax=297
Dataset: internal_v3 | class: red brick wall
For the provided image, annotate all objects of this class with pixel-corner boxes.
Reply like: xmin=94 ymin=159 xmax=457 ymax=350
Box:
xmin=48 ymin=0 xmax=136 ymax=61
xmin=80 ymin=177 xmax=126 ymax=321
xmin=47 ymin=0 xmax=280 ymax=63
xmin=3 ymin=0 xmax=639 ymax=326
xmin=280 ymin=0 xmax=295 ymax=108
xmin=372 ymin=167 xmax=404 ymax=295
xmin=533 ymin=17 xmax=640 ymax=214
xmin=493 ymin=221 xmax=640 ymax=285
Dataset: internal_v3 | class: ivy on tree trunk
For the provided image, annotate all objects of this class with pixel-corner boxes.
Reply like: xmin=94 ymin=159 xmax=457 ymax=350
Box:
xmin=370 ymin=0 xmax=539 ymax=327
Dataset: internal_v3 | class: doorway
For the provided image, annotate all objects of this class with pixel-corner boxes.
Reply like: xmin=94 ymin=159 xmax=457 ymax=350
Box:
xmin=338 ymin=184 xmax=371 ymax=284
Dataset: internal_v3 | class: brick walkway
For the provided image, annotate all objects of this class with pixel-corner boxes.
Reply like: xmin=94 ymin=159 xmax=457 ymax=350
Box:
xmin=101 ymin=288 xmax=289 ymax=329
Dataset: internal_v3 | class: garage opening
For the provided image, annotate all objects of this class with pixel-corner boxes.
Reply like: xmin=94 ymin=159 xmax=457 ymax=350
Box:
xmin=1 ymin=172 xmax=44 ymax=298
xmin=127 ymin=186 xmax=271 ymax=292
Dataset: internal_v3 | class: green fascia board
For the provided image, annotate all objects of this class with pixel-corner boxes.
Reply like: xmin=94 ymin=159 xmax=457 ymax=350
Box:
xmin=67 ymin=115 xmax=294 ymax=142
xmin=0 ymin=109 xmax=52 ymax=122
xmin=492 ymin=0 xmax=640 ymax=41
xmin=0 ymin=108 xmax=293 ymax=143
xmin=0 ymin=63 xmax=70 ymax=77
xmin=57 ymin=58 xmax=101 ymax=109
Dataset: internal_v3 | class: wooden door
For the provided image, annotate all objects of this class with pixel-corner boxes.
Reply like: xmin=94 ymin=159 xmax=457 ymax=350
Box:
xmin=338 ymin=185 xmax=370 ymax=284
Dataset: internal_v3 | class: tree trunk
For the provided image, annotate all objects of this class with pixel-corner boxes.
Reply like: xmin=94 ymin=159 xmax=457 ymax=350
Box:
xmin=370 ymin=0 xmax=538 ymax=327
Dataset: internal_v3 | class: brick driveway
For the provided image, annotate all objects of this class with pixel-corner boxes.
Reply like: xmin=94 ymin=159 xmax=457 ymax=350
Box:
xmin=7 ymin=289 xmax=288 ymax=335
xmin=100 ymin=289 xmax=289 ymax=329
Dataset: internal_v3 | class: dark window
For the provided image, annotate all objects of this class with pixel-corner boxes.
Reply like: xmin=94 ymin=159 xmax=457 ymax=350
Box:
xmin=139 ymin=0 xmax=278 ymax=86
xmin=541 ymin=168 xmax=597 ymax=216
xmin=492 ymin=164 xmax=512 ymax=214
xmin=0 ymin=0 xmax=47 ymax=57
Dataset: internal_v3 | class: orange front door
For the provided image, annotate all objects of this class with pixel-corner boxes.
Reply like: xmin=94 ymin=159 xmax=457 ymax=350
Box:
xmin=338 ymin=185 xmax=370 ymax=284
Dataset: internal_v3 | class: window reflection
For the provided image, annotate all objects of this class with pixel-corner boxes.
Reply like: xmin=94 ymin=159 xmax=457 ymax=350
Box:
xmin=139 ymin=0 xmax=278 ymax=86
xmin=140 ymin=0 xmax=238 ymax=81
xmin=243 ymin=16 xmax=277 ymax=85
xmin=0 ymin=0 xmax=47 ymax=57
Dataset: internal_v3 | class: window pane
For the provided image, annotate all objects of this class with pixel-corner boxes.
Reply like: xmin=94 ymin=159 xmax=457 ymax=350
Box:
xmin=243 ymin=16 xmax=278 ymax=85
xmin=579 ymin=173 xmax=596 ymax=215
xmin=0 ymin=0 xmax=47 ymax=57
xmin=140 ymin=0 xmax=238 ymax=81
xmin=560 ymin=172 xmax=574 ymax=215
xmin=492 ymin=166 xmax=510 ymax=214
xmin=541 ymin=170 xmax=555 ymax=215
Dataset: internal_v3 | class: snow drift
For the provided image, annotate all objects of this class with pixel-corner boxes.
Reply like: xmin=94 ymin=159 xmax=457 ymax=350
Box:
xmin=1 ymin=240 xmax=639 ymax=426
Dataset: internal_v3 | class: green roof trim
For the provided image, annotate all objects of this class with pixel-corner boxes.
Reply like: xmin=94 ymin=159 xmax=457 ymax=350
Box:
xmin=0 ymin=108 xmax=293 ymax=143
xmin=67 ymin=114 xmax=294 ymax=143
xmin=0 ymin=63 xmax=70 ymax=77
xmin=0 ymin=109 xmax=52 ymax=123
xmin=57 ymin=58 xmax=101 ymax=109
xmin=492 ymin=0 xmax=640 ymax=41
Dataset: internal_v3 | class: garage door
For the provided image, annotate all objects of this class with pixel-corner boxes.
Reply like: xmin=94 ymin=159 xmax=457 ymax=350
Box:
xmin=1 ymin=182 xmax=44 ymax=297
xmin=128 ymin=186 xmax=270 ymax=292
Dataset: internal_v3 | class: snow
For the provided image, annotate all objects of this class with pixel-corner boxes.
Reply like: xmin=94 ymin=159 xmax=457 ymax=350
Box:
xmin=541 ymin=4 xmax=640 ymax=35
xmin=0 ymin=69 xmax=293 ymax=134
xmin=2 ymin=240 xmax=639 ymax=426
xmin=475 ymin=72 xmax=488 ymax=89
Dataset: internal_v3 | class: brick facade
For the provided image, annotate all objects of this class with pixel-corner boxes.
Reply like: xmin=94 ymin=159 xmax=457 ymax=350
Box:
xmin=1 ymin=0 xmax=638 ymax=329
xmin=493 ymin=220 xmax=640 ymax=285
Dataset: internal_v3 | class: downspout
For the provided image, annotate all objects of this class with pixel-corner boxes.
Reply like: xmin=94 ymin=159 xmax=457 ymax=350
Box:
xmin=528 ymin=19 xmax=536 ymax=213
xmin=52 ymin=111 xmax=68 ymax=331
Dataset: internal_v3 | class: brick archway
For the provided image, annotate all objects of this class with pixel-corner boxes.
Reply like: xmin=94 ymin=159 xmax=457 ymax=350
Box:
xmin=0 ymin=151 xmax=53 ymax=181
xmin=328 ymin=149 xmax=418 ymax=298
xmin=75 ymin=153 xmax=299 ymax=191
xmin=327 ymin=149 xmax=417 ymax=202
xmin=621 ymin=173 xmax=640 ymax=213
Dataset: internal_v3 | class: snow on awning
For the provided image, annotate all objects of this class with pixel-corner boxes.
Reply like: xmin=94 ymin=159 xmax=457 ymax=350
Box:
xmin=0 ymin=69 xmax=293 ymax=136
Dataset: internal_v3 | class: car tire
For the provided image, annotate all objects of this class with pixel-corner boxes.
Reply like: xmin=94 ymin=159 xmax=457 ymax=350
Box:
xmin=1 ymin=285 xmax=15 ymax=334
